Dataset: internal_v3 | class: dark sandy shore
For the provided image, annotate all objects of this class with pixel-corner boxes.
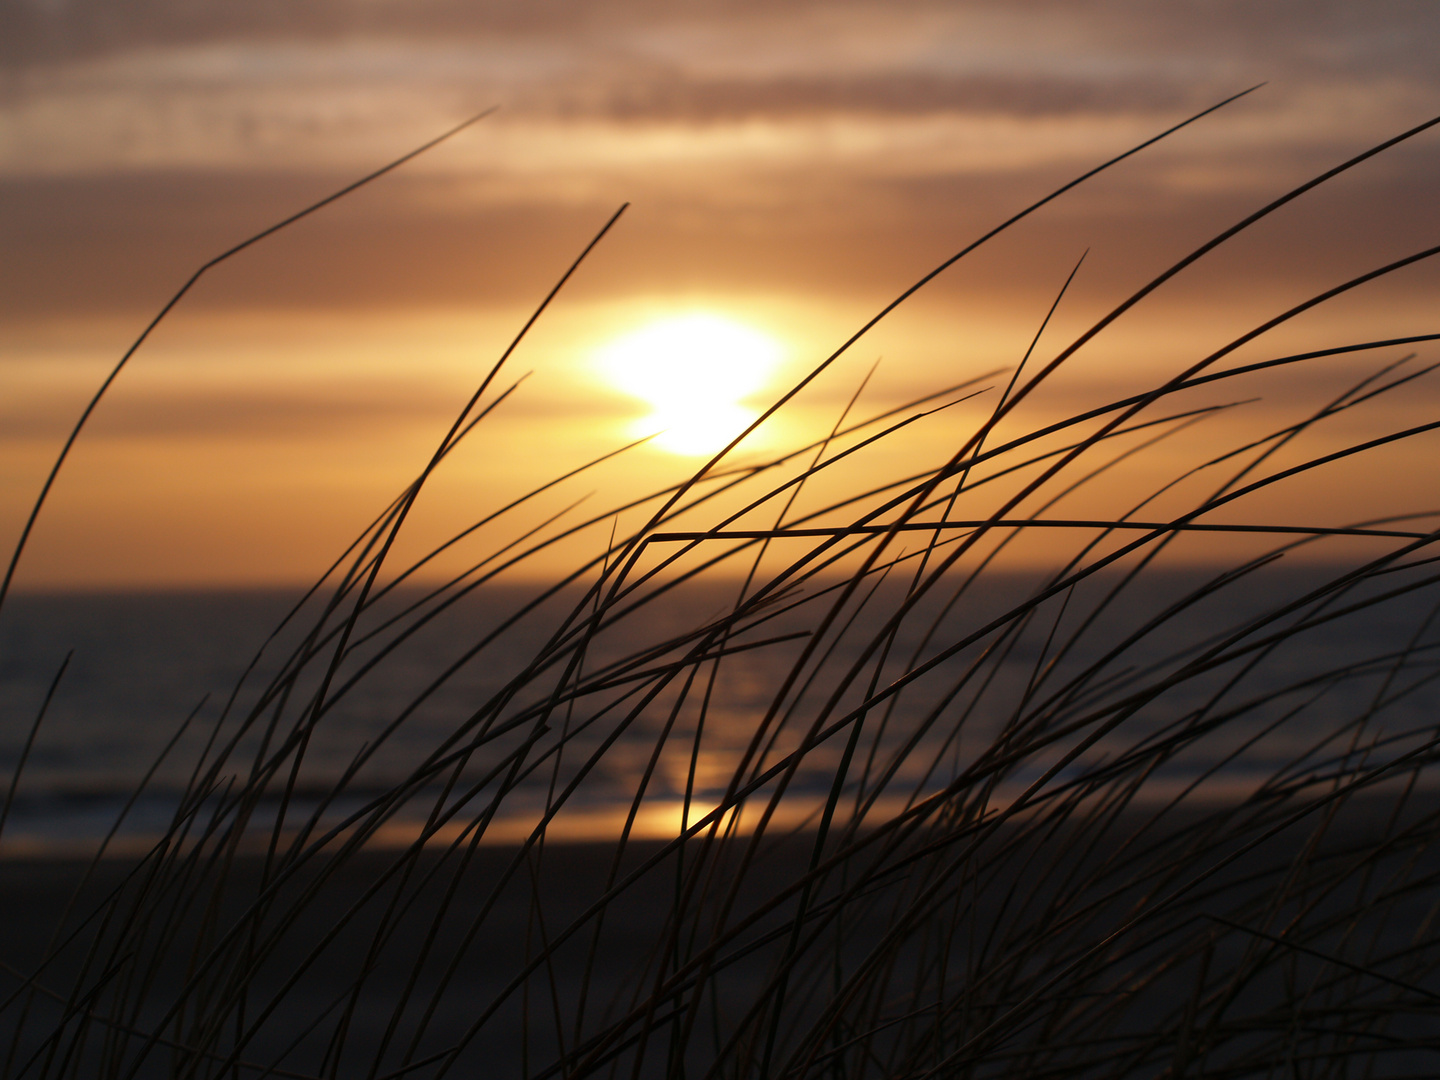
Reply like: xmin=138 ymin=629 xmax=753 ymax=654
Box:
xmin=2 ymin=794 xmax=1438 ymax=1078
xmin=2 ymin=839 xmax=777 ymax=1078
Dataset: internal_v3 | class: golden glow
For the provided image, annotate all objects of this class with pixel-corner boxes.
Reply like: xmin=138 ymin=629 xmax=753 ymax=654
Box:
xmin=594 ymin=314 xmax=784 ymax=456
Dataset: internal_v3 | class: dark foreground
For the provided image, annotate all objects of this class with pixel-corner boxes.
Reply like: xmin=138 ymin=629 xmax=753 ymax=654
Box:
xmin=3 ymin=792 xmax=1439 ymax=1079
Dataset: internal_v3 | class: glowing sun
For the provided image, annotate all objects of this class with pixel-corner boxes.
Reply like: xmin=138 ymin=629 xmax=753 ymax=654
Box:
xmin=594 ymin=314 xmax=784 ymax=455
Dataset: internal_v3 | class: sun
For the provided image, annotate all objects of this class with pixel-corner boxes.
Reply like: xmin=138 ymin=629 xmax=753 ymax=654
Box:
xmin=594 ymin=314 xmax=785 ymax=456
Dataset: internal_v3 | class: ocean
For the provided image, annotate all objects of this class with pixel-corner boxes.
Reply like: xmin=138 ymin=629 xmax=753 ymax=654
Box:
xmin=1 ymin=565 xmax=1437 ymax=859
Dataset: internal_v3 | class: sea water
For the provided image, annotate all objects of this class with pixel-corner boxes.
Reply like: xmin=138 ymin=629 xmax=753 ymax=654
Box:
xmin=1 ymin=567 xmax=1437 ymax=857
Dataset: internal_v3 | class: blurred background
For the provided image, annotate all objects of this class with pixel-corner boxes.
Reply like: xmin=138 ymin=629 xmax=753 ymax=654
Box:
xmin=2 ymin=0 xmax=1438 ymax=588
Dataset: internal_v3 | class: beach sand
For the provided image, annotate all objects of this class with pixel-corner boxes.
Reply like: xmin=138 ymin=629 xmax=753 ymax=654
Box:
xmin=2 ymin=793 xmax=1437 ymax=1078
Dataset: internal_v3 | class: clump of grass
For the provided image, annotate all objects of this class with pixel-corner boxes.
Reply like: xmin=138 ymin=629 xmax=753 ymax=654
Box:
xmin=4 ymin=93 xmax=1440 ymax=1079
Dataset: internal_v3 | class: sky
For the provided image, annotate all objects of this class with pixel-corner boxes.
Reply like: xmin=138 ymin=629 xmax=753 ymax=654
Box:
xmin=2 ymin=0 xmax=1439 ymax=589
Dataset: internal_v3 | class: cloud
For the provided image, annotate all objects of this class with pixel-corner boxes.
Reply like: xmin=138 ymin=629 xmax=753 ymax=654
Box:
xmin=0 ymin=383 xmax=458 ymax=442
xmin=1 ymin=0 xmax=1435 ymax=178
xmin=2 ymin=0 xmax=1436 ymax=325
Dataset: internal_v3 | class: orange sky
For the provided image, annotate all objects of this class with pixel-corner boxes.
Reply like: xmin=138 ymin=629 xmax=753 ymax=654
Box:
xmin=2 ymin=0 xmax=1439 ymax=589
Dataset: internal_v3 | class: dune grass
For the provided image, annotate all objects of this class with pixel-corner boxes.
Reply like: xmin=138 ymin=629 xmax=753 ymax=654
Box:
xmin=4 ymin=93 xmax=1440 ymax=1078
